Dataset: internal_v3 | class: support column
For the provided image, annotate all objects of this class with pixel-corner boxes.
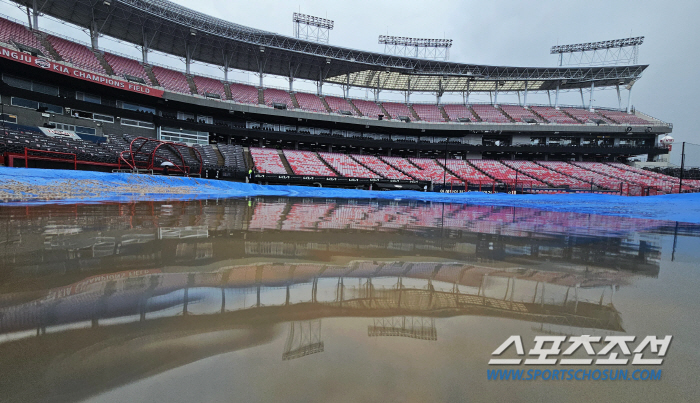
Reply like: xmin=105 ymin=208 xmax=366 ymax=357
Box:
xmin=90 ymin=21 xmax=99 ymax=50
xmin=554 ymin=83 xmax=560 ymax=109
xmin=259 ymin=63 xmax=263 ymax=88
xmin=523 ymin=80 xmax=528 ymax=107
xmin=405 ymin=78 xmax=411 ymax=104
xmin=141 ymin=46 xmax=148 ymax=64
xmin=616 ymin=84 xmax=622 ymax=110
xmin=185 ymin=44 xmax=192 ymax=75
xmin=579 ymin=88 xmax=585 ymax=108
xmin=626 ymin=86 xmax=633 ymax=113
xmin=465 ymin=80 xmax=471 ymax=105
xmin=317 ymin=69 xmax=323 ymax=96
xmin=547 ymin=90 xmax=551 ymax=106
xmin=31 ymin=0 xmax=38 ymax=30
xmin=589 ymin=81 xmax=594 ymax=111
xmin=345 ymin=72 xmax=350 ymax=98
xmin=494 ymin=81 xmax=499 ymax=105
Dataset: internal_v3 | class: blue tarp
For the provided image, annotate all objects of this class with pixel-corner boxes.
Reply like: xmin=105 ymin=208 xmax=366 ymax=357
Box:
xmin=1 ymin=166 xmax=700 ymax=223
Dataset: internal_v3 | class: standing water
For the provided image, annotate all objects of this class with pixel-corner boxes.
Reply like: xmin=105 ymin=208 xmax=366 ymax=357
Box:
xmin=0 ymin=198 xmax=698 ymax=402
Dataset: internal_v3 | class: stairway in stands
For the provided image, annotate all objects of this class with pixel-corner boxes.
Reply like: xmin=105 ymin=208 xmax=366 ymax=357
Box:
xmin=496 ymin=106 xmax=516 ymax=123
xmin=143 ymin=65 xmax=160 ymax=86
xmin=186 ymin=75 xmax=198 ymax=95
xmin=94 ymin=51 xmax=114 ymax=75
xmin=528 ymin=107 xmax=548 ymax=123
xmin=408 ymin=105 xmax=421 ymax=121
xmin=277 ymin=150 xmax=294 ymax=175
xmin=213 ymin=145 xmax=225 ymax=166
xmin=320 ymin=96 xmax=332 ymax=113
xmin=349 ymin=101 xmax=363 ymax=116
xmin=290 ymin=93 xmax=301 ymax=109
xmin=468 ymin=106 xmax=481 ymax=122
xmin=379 ymin=104 xmax=391 ymax=119
xmin=34 ymin=33 xmax=61 ymax=60
xmin=316 ymin=151 xmax=341 ymax=176
xmin=439 ymin=106 xmax=450 ymax=122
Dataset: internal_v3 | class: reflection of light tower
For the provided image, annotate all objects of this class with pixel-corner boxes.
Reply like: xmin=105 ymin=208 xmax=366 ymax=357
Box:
xmin=282 ymin=319 xmax=324 ymax=360
xmin=293 ymin=13 xmax=334 ymax=44
xmin=368 ymin=317 xmax=437 ymax=341
xmin=379 ymin=36 xmax=453 ymax=61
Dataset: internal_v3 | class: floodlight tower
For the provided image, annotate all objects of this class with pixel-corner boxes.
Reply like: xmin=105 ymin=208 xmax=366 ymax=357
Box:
xmin=550 ymin=37 xmax=644 ymax=112
xmin=293 ymin=13 xmax=334 ymax=44
xmin=379 ymin=35 xmax=453 ymax=61
xmin=550 ymin=36 xmax=644 ymax=66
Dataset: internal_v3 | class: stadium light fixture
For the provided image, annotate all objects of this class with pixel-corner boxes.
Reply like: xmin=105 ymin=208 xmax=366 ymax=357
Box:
xmin=293 ymin=13 xmax=334 ymax=30
xmin=550 ymin=37 xmax=644 ymax=54
xmin=378 ymin=35 xmax=453 ymax=48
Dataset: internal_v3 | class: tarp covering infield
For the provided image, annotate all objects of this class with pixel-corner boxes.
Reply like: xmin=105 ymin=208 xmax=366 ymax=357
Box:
xmin=1 ymin=166 xmax=699 ymax=223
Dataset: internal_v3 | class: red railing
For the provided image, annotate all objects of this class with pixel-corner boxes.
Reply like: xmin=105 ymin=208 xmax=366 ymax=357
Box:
xmin=24 ymin=148 xmax=77 ymax=170
xmin=118 ymin=137 xmax=203 ymax=176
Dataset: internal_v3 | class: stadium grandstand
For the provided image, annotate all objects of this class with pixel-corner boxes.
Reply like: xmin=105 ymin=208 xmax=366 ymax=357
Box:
xmin=0 ymin=0 xmax=689 ymax=195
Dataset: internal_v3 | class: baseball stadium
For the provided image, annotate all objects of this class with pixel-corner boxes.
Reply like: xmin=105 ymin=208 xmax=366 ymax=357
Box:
xmin=0 ymin=1 xmax=699 ymax=402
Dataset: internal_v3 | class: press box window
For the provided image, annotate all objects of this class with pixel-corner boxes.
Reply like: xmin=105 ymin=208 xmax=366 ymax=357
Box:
xmin=11 ymin=97 xmax=62 ymax=114
xmin=76 ymin=91 xmax=102 ymax=104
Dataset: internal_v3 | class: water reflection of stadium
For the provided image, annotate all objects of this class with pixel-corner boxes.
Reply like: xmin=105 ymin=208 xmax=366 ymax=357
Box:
xmin=2 ymin=198 xmax=699 ymax=401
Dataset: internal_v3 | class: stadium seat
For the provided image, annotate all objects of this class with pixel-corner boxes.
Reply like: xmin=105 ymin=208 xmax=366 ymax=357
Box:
xmin=283 ymin=150 xmax=336 ymax=176
xmin=295 ymin=92 xmax=327 ymax=113
xmin=381 ymin=102 xmax=412 ymax=120
xmin=250 ymin=147 xmax=288 ymax=174
xmin=193 ymin=75 xmax=227 ymax=100
xmin=471 ymin=105 xmax=510 ymax=123
xmin=0 ymin=17 xmax=48 ymax=56
xmin=264 ymin=88 xmax=294 ymax=109
xmin=499 ymin=105 xmax=544 ymax=123
xmin=151 ymin=65 xmax=191 ymax=94
xmin=412 ymin=104 xmax=446 ymax=122
xmin=46 ymin=35 xmax=105 ymax=74
xmin=229 ymin=83 xmax=260 ymax=105
xmin=529 ymin=106 xmax=580 ymax=124
xmin=469 ymin=160 xmax=546 ymax=187
xmin=103 ymin=52 xmax=151 ymax=84
xmin=350 ymin=155 xmax=412 ymax=180
xmin=501 ymin=160 xmax=588 ymax=188
xmin=324 ymin=96 xmax=357 ymax=115
xmin=351 ymin=99 xmax=383 ymax=118
xmin=319 ymin=152 xmax=379 ymax=178
xmin=442 ymin=104 xmax=472 ymax=122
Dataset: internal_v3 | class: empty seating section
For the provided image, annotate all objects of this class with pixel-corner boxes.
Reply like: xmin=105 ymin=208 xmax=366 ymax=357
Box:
xmin=381 ymin=102 xmax=411 ymax=120
xmin=283 ymin=150 xmax=336 ymax=176
xmin=191 ymin=144 xmax=218 ymax=166
xmin=46 ymin=35 xmax=105 ymax=74
xmin=530 ymin=106 xmax=579 ymax=124
xmin=564 ymin=108 xmax=611 ymax=124
xmin=444 ymin=160 xmax=494 ymax=184
xmin=405 ymin=158 xmax=462 ymax=184
xmin=319 ymin=152 xmax=379 ymax=178
xmin=412 ymin=104 xmax=445 ymax=122
xmin=217 ymin=144 xmax=246 ymax=171
xmin=597 ymin=110 xmax=650 ymax=125
xmin=471 ymin=105 xmax=510 ymax=123
xmin=499 ymin=105 xmax=543 ymax=123
xmin=350 ymin=155 xmax=412 ymax=180
xmin=539 ymin=161 xmax=621 ymax=190
xmin=324 ymin=96 xmax=356 ymax=115
xmin=502 ymin=160 xmax=588 ymax=188
xmin=381 ymin=156 xmax=424 ymax=180
xmin=572 ymin=162 xmax=676 ymax=191
xmin=229 ymin=83 xmax=259 ymax=104
xmin=470 ymin=160 xmax=545 ymax=187
xmin=442 ymin=105 xmax=472 ymax=121
xmin=352 ymin=100 xmax=383 ymax=118
xmin=151 ymin=66 xmax=191 ymax=94
xmin=264 ymin=89 xmax=294 ymax=109
xmin=250 ymin=147 xmax=287 ymax=174
xmin=609 ymin=163 xmax=682 ymax=185
xmin=0 ymin=18 xmax=47 ymax=54
xmin=103 ymin=53 xmax=150 ymax=84
xmin=295 ymin=93 xmax=327 ymax=113
xmin=192 ymin=75 xmax=227 ymax=99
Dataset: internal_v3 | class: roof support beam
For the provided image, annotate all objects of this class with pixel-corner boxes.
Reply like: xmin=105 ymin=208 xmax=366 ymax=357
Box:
xmin=626 ymin=85 xmax=633 ymax=113
xmin=555 ymin=83 xmax=560 ymax=109
xmin=523 ymin=80 xmax=528 ymax=107
xmin=589 ymin=81 xmax=594 ymax=111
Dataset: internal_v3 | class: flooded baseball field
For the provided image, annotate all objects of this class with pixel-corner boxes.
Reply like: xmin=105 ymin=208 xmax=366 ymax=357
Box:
xmin=0 ymin=197 xmax=698 ymax=402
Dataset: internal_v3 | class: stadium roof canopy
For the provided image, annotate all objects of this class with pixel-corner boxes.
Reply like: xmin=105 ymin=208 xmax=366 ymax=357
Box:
xmin=14 ymin=0 xmax=648 ymax=93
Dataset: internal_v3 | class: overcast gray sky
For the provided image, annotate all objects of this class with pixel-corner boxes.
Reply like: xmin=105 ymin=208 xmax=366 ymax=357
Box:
xmin=1 ymin=0 xmax=698 ymax=164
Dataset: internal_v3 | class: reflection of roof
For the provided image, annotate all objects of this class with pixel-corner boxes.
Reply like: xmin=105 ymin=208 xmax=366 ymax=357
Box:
xmin=11 ymin=0 xmax=647 ymax=93
xmin=0 ymin=264 xmax=624 ymax=336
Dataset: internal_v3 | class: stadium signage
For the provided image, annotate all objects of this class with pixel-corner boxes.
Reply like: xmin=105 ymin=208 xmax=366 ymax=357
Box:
xmin=0 ymin=45 xmax=164 ymax=98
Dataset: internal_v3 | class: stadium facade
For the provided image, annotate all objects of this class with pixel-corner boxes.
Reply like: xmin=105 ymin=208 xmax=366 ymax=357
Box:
xmin=0 ymin=0 xmax=687 ymax=194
